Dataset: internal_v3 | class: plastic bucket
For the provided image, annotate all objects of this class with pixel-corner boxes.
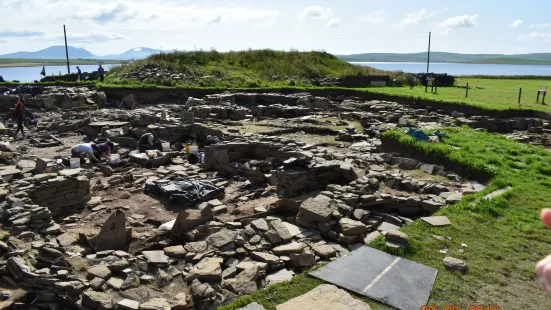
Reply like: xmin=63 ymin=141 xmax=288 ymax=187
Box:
xmin=185 ymin=145 xmax=198 ymax=154
xmin=110 ymin=154 xmax=120 ymax=165
xmin=70 ymin=158 xmax=81 ymax=169
xmin=161 ymin=142 xmax=171 ymax=152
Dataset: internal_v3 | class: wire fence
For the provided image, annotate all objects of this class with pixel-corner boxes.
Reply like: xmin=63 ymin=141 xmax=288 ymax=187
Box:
xmin=420 ymin=79 xmax=549 ymax=107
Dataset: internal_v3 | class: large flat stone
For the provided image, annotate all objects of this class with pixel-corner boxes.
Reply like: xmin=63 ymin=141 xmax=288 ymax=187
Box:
xmin=142 ymin=251 xmax=169 ymax=265
xmin=139 ymin=298 xmax=171 ymax=310
xmin=184 ymin=241 xmax=208 ymax=253
xmin=107 ymin=277 xmax=124 ymax=290
xmin=251 ymin=252 xmax=280 ymax=264
xmin=190 ymin=258 xmax=222 ymax=281
xmin=266 ymin=269 xmax=294 ymax=286
xmin=310 ymin=246 xmax=437 ymax=310
xmin=163 ymin=245 xmax=187 ymax=258
xmin=87 ymin=265 xmax=112 ymax=279
xmin=281 ymin=222 xmax=304 ymax=237
xmin=289 ymin=253 xmax=315 ymax=267
xmin=205 ymin=229 xmax=238 ymax=249
xmin=299 ymin=195 xmax=333 ymax=222
xmin=237 ymin=302 xmax=266 ymax=310
xmin=82 ymin=291 xmax=113 ymax=309
xmin=312 ymin=244 xmax=337 ymax=259
xmin=272 ymin=242 xmax=306 ymax=255
xmin=117 ymin=299 xmax=140 ymax=310
xmin=420 ymin=216 xmax=451 ymax=227
xmin=269 ymin=221 xmax=293 ymax=242
xmin=339 ymin=218 xmax=367 ymax=235
xmin=251 ymin=219 xmax=269 ymax=232
xmin=276 ymin=284 xmax=371 ymax=310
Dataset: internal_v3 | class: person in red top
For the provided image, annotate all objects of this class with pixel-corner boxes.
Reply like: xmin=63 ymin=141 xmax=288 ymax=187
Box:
xmin=12 ymin=102 xmax=25 ymax=138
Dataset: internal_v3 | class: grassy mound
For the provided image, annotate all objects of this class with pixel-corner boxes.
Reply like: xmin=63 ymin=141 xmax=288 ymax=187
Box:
xmin=221 ymin=127 xmax=551 ymax=309
xmin=106 ymin=50 xmax=391 ymax=87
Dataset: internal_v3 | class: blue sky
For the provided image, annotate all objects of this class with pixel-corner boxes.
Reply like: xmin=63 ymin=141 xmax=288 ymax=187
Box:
xmin=1 ymin=0 xmax=550 ymax=55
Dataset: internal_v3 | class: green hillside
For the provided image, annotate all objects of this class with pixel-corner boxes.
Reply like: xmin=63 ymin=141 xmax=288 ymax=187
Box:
xmin=107 ymin=50 xmax=391 ymax=87
xmin=337 ymin=52 xmax=551 ymax=65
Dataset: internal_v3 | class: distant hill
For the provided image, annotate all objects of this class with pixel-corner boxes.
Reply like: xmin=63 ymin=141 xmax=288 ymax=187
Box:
xmin=101 ymin=47 xmax=165 ymax=60
xmin=337 ymin=52 xmax=551 ymax=65
xmin=0 ymin=46 xmax=96 ymax=59
xmin=0 ymin=46 xmax=165 ymax=60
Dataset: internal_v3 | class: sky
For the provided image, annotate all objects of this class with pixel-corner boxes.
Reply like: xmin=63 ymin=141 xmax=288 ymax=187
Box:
xmin=1 ymin=0 xmax=551 ymax=56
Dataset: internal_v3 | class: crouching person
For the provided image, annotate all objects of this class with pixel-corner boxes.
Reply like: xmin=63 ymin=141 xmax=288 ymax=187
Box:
xmin=72 ymin=143 xmax=101 ymax=165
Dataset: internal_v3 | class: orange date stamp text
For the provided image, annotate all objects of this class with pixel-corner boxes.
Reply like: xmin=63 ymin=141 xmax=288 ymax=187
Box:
xmin=420 ymin=306 xmax=501 ymax=310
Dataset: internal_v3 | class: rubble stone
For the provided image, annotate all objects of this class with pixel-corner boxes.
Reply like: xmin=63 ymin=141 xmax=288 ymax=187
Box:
xmin=139 ymin=298 xmax=171 ymax=310
xmin=276 ymin=284 xmax=371 ymax=310
xmin=88 ymin=265 xmax=112 ymax=279
xmin=163 ymin=245 xmax=187 ymax=258
xmin=289 ymin=253 xmax=316 ymax=267
xmin=298 ymin=195 xmax=333 ymax=222
xmin=272 ymin=242 xmax=306 ymax=255
xmin=117 ymin=299 xmax=140 ymax=310
xmin=82 ymin=291 xmax=113 ymax=309
xmin=142 ymin=251 xmax=170 ymax=265
xmin=339 ymin=218 xmax=367 ymax=235
xmin=443 ymin=257 xmax=468 ymax=272
xmin=312 ymin=244 xmax=337 ymax=258
xmin=189 ymin=258 xmax=222 ymax=281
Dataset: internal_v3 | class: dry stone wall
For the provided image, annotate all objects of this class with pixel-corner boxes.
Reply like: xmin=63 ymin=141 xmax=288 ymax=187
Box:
xmin=28 ymin=174 xmax=91 ymax=217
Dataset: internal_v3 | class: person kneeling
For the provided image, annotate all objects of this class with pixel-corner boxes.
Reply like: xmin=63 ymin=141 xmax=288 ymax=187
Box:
xmin=72 ymin=143 xmax=101 ymax=165
xmin=138 ymin=133 xmax=155 ymax=153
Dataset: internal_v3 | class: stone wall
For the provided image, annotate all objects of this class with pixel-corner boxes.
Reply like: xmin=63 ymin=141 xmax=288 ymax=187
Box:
xmin=0 ymin=87 xmax=106 ymax=111
xmin=145 ymin=124 xmax=223 ymax=143
xmin=188 ymin=105 xmax=248 ymax=120
xmin=203 ymin=141 xmax=293 ymax=173
xmin=460 ymin=116 xmax=543 ymax=133
xmin=276 ymin=161 xmax=362 ymax=198
xmin=51 ymin=117 xmax=91 ymax=133
xmin=28 ymin=175 xmax=91 ymax=217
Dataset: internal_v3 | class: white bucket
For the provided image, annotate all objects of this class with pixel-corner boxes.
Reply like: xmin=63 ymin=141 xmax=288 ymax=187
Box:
xmin=186 ymin=145 xmax=198 ymax=154
xmin=161 ymin=142 xmax=171 ymax=152
xmin=110 ymin=154 xmax=120 ymax=165
xmin=70 ymin=158 xmax=81 ymax=168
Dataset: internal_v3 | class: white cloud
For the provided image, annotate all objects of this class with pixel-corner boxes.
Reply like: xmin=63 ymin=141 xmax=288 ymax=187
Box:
xmin=325 ymin=18 xmax=341 ymax=28
xmin=509 ymin=19 xmax=523 ymax=28
xmin=0 ymin=0 xmax=280 ymax=35
xmin=530 ymin=23 xmax=551 ymax=29
xmin=299 ymin=6 xmax=333 ymax=19
xmin=438 ymin=14 xmax=478 ymax=34
xmin=359 ymin=9 xmax=386 ymax=24
xmin=400 ymin=9 xmax=435 ymax=25
xmin=519 ymin=32 xmax=551 ymax=40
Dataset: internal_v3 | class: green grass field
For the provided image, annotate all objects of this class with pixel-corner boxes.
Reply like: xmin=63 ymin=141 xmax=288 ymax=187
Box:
xmin=0 ymin=58 xmax=125 ymax=68
xmin=369 ymin=78 xmax=551 ymax=113
xmin=222 ymin=127 xmax=551 ymax=310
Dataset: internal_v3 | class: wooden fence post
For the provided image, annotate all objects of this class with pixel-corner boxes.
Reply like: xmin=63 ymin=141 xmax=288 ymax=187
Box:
xmin=518 ymin=88 xmax=522 ymax=104
xmin=466 ymin=83 xmax=469 ymax=98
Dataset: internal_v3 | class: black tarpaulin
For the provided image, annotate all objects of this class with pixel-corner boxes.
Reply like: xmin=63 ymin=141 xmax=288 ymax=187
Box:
xmin=145 ymin=177 xmax=224 ymax=205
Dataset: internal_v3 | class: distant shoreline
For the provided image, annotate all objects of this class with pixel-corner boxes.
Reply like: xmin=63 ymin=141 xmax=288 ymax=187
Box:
xmin=349 ymin=60 xmax=551 ymax=66
xmin=0 ymin=59 xmax=127 ymax=68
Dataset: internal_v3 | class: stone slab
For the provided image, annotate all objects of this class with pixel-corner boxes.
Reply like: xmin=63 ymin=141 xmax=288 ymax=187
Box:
xmin=483 ymin=186 xmax=512 ymax=200
xmin=238 ymin=302 xmax=266 ymax=310
xmin=310 ymin=246 xmax=438 ymax=310
xmin=276 ymin=284 xmax=371 ymax=310
xmin=420 ymin=216 xmax=451 ymax=227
